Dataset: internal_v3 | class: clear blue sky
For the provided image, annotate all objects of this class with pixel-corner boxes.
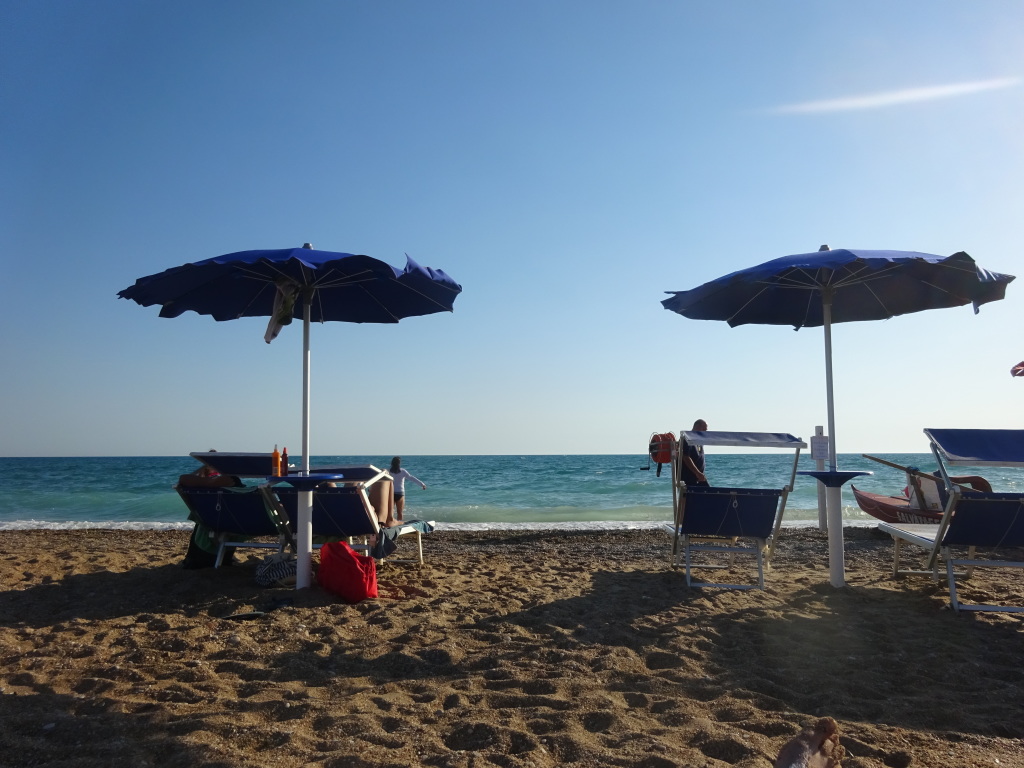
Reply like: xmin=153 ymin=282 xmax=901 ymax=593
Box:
xmin=2 ymin=1 xmax=1021 ymax=457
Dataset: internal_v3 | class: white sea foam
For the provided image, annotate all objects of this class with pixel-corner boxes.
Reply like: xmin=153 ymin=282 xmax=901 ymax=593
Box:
xmin=8 ymin=453 xmax=998 ymax=532
xmin=0 ymin=519 xmax=872 ymax=532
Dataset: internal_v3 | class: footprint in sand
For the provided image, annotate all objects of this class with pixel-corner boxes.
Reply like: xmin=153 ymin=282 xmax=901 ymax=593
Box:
xmin=581 ymin=710 xmax=616 ymax=733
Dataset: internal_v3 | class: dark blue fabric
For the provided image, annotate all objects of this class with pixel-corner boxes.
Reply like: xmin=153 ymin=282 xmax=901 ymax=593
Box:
xmin=679 ymin=486 xmax=782 ymax=539
xmin=180 ymin=486 xmax=281 ymax=537
xmin=663 ymin=250 xmax=1013 ymax=329
xmin=273 ymin=486 xmax=379 ymax=538
xmin=942 ymin=494 xmax=1024 ymax=548
xmin=797 ymin=469 xmax=871 ymax=488
xmin=925 ymin=428 xmax=1024 ymax=467
xmin=119 ymin=247 xmax=462 ymax=323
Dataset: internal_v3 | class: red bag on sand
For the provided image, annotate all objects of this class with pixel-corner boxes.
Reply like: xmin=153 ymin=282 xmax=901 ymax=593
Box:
xmin=317 ymin=541 xmax=378 ymax=603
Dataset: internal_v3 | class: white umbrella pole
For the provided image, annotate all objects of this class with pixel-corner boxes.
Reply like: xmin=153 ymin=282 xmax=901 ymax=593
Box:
xmin=296 ymin=297 xmax=313 ymax=590
xmin=822 ymin=296 xmax=846 ymax=587
xmin=823 ymin=305 xmax=838 ymax=473
xmin=302 ymin=296 xmax=311 ymax=475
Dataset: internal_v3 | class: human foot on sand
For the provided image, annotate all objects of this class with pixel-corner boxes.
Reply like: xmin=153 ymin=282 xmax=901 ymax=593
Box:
xmin=775 ymin=717 xmax=843 ymax=768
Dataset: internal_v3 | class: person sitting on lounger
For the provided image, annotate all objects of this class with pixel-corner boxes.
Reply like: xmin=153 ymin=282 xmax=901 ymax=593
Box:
xmin=178 ymin=452 xmax=244 ymax=569
xmin=178 ymin=463 xmax=243 ymax=489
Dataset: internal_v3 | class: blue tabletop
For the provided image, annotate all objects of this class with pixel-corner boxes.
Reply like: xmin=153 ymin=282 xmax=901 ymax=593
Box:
xmin=266 ymin=474 xmax=346 ymax=489
xmin=798 ymin=469 xmax=872 ymax=487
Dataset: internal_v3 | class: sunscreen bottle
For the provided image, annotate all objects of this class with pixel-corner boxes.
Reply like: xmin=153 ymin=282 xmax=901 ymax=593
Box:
xmin=272 ymin=445 xmax=281 ymax=476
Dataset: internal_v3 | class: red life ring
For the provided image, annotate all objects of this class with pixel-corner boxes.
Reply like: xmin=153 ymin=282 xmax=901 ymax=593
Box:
xmin=648 ymin=433 xmax=675 ymax=464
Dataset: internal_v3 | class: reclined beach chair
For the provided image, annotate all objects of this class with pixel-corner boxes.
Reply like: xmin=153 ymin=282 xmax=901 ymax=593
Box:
xmin=673 ymin=486 xmax=787 ymax=589
xmin=877 ymin=428 xmax=1024 ymax=614
xmin=176 ymin=485 xmax=291 ymax=567
xmin=667 ymin=431 xmax=806 ymax=590
xmin=264 ymin=469 xmax=433 ymax=564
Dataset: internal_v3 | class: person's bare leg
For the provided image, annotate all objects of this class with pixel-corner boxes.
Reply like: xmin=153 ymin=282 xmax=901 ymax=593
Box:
xmin=395 ymin=495 xmax=405 ymax=522
xmin=775 ymin=718 xmax=843 ymax=768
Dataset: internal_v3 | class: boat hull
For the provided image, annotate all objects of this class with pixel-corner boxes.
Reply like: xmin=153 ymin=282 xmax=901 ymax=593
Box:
xmin=852 ymin=486 xmax=942 ymax=525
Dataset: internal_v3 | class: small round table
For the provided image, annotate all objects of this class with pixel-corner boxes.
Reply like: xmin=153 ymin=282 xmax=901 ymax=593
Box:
xmin=266 ymin=473 xmax=346 ymax=489
xmin=797 ymin=469 xmax=872 ymax=487
xmin=266 ymin=474 xmax=346 ymax=589
xmin=798 ymin=469 xmax=873 ymax=587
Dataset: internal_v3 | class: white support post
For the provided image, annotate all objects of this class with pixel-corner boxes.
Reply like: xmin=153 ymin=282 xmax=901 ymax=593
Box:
xmin=296 ymin=296 xmax=313 ymax=590
xmin=827 ymin=485 xmax=846 ymax=588
xmin=822 ymin=292 xmax=846 ymax=588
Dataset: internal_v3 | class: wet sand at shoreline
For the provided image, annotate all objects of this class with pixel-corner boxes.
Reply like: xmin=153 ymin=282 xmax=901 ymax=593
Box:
xmin=1 ymin=528 xmax=1022 ymax=767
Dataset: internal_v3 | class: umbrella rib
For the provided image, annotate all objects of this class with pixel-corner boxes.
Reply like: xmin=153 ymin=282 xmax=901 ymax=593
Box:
xmin=308 ymin=267 xmax=403 ymax=322
xmin=237 ymin=281 xmax=276 ymax=317
xmin=726 ymin=284 xmax=774 ymax=324
xmin=913 ymin=277 xmax=970 ymax=299
xmin=310 ymin=263 xmax=396 ymax=289
xmin=388 ymin=279 xmax=462 ymax=306
xmin=310 ymin=267 xmax=458 ymax=322
xmin=765 ymin=267 xmax=830 ymax=289
xmin=235 ymin=264 xmax=289 ymax=284
xmin=856 ymin=282 xmax=893 ymax=318
xmin=157 ymin=268 xmax=276 ymax=318
xmin=301 ymin=273 xmax=403 ymax=323
xmin=831 ymin=263 xmax=903 ymax=288
xmin=362 ymin=286 xmax=401 ymax=322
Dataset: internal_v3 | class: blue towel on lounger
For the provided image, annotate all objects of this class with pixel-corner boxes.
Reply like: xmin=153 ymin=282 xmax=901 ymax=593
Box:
xmin=370 ymin=519 xmax=435 ymax=559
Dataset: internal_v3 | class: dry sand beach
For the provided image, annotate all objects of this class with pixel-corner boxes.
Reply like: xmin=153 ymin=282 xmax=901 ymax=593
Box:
xmin=2 ymin=527 xmax=1023 ymax=767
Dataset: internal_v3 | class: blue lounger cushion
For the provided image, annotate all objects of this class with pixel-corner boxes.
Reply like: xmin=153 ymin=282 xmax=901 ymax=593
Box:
xmin=678 ymin=486 xmax=783 ymax=540
xmin=272 ymin=485 xmax=379 ymax=539
xmin=179 ymin=486 xmax=282 ymax=538
xmin=941 ymin=493 xmax=1024 ymax=548
xmin=176 ymin=485 xmax=288 ymax=567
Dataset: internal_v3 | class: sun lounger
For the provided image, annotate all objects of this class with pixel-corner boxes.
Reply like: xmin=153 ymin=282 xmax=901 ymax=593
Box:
xmin=666 ymin=431 xmax=806 ymax=589
xmin=176 ymin=485 xmax=290 ymax=567
xmin=877 ymin=428 xmax=1024 ymax=614
xmin=673 ymin=485 xmax=787 ymax=589
xmin=263 ymin=479 xmax=433 ymax=564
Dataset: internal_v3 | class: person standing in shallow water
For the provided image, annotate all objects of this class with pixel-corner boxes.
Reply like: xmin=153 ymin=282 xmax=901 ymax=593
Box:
xmin=389 ymin=456 xmax=426 ymax=523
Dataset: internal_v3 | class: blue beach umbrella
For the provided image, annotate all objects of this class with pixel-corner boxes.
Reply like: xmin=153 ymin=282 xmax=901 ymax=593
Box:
xmin=119 ymin=244 xmax=462 ymax=588
xmin=662 ymin=247 xmax=1014 ymax=586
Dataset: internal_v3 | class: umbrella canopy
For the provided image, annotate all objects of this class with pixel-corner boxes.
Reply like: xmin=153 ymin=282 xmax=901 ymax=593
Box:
xmin=119 ymin=244 xmax=462 ymax=588
xmin=662 ymin=247 xmax=1014 ymax=587
xmin=662 ymin=249 xmax=1012 ymax=329
xmin=119 ymin=246 xmax=461 ymax=325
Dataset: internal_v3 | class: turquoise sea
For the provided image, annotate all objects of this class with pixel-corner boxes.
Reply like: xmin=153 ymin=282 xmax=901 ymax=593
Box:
xmin=2 ymin=453 xmax=1023 ymax=532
